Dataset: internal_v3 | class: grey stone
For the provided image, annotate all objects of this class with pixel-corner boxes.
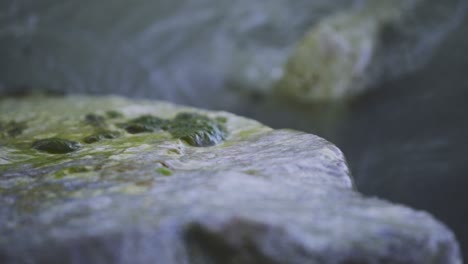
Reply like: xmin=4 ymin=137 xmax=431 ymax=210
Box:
xmin=275 ymin=0 xmax=467 ymax=102
xmin=0 ymin=96 xmax=462 ymax=263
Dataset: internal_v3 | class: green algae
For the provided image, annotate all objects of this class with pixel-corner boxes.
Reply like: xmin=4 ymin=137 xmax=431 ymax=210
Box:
xmin=122 ymin=124 xmax=152 ymax=134
xmin=54 ymin=166 xmax=93 ymax=179
xmin=220 ymin=127 xmax=266 ymax=148
xmin=1 ymin=111 xmax=226 ymax=176
xmin=84 ymin=113 xmax=106 ymax=127
xmin=215 ymin=116 xmax=227 ymax=124
xmin=243 ymin=169 xmax=259 ymax=175
xmin=156 ymin=167 xmax=173 ymax=176
xmin=1 ymin=106 xmax=229 ymax=176
xmin=166 ymin=112 xmax=227 ymax=147
xmin=0 ymin=97 xmax=274 ymax=219
xmin=105 ymin=110 xmax=124 ymax=119
xmin=115 ymin=112 xmax=227 ymax=147
xmin=167 ymin=148 xmax=182 ymax=155
xmin=0 ymin=121 xmax=27 ymax=138
xmin=32 ymin=138 xmax=81 ymax=154
xmin=118 ymin=115 xmax=168 ymax=134
xmin=8 ymin=181 xmax=68 ymax=214
xmin=236 ymin=128 xmax=263 ymax=139
xmin=83 ymin=130 xmax=121 ymax=144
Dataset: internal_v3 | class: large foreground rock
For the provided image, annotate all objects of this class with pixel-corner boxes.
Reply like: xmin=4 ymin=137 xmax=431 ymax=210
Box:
xmin=0 ymin=96 xmax=462 ymax=263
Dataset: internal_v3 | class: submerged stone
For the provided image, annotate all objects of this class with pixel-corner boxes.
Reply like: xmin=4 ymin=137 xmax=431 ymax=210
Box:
xmin=0 ymin=96 xmax=461 ymax=264
xmin=32 ymin=138 xmax=81 ymax=154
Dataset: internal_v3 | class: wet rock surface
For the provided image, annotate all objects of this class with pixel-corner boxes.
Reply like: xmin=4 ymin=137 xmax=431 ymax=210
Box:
xmin=0 ymin=96 xmax=462 ymax=263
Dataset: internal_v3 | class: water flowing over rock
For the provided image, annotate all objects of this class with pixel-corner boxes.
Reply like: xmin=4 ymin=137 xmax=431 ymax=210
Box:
xmin=0 ymin=96 xmax=462 ymax=263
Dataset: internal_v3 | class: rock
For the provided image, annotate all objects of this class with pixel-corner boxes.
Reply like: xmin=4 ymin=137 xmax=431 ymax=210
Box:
xmin=32 ymin=138 xmax=82 ymax=154
xmin=0 ymin=96 xmax=462 ymax=263
xmin=275 ymin=0 xmax=467 ymax=102
xmin=1 ymin=0 xmax=465 ymax=106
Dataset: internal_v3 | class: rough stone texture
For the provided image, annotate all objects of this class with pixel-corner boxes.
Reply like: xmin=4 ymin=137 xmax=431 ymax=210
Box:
xmin=0 ymin=96 xmax=462 ymax=263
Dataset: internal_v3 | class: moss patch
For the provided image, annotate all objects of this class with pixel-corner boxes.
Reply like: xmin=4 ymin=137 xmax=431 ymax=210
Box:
xmin=156 ymin=167 xmax=173 ymax=176
xmin=1 ymin=109 xmax=228 ymax=174
xmin=105 ymin=110 xmax=124 ymax=119
xmin=215 ymin=116 xmax=227 ymax=124
xmin=243 ymin=169 xmax=259 ymax=176
xmin=115 ymin=112 xmax=227 ymax=147
xmin=166 ymin=113 xmax=227 ymax=147
xmin=0 ymin=121 xmax=27 ymax=138
xmin=118 ymin=115 xmax=168 ymax=134
xmin=84 ymin=114 xmax=106 ymax=128
xmin=83 ymin=130 xmax=121 ymax=144
xmin=54 ymin=166 xmax=93 ymax=179
xmin=32 ymin=138 xmax=81 ymax=154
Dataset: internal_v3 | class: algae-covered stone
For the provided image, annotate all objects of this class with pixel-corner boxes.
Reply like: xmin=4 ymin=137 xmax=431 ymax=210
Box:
xmin=83 ymin=130 xmax=121 ymax=144
xmin=167 ymin=113 xmax=227 ymax=147
xmin=116 ymin=112 xmax=227 ymax=146
xmin=84 ymin=113 xmax=107 ymax=127
xmin=32 ymin=138 xmax=81 ymax=154
xmin=0 ymin=96 xmax=462 ymax=263
xmin=105 ymin=110 xmax=124 ymax=119
xmin=0 ymin=121 xmax=27 ymax=138
xmin=118 ymin=115 xmax=168 ymax=134
xmin=155 ymin=167 xmax=173 ymax=176
xmin=275 ymin=0 xmax=466 ymax=102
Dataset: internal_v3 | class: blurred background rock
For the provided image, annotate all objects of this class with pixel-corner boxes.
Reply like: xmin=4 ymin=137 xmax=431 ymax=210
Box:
xmin=1 ymin=0 xmax=468 ymax=260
